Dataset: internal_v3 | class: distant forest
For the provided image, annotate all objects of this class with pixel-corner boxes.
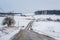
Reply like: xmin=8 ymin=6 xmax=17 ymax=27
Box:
xmin=35 ymin=10 xmax=60 ymax=15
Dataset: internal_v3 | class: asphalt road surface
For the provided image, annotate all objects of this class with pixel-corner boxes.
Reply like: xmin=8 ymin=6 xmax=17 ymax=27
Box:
xmin=12 ymin=30 xmax=55 ymax=40
xmin=11 ymin=20 xmax=55 ymax=40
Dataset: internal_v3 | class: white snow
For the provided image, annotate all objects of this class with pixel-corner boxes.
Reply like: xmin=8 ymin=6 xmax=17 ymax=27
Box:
xmin=34 ymin=15 xmax=60 ymax=20
xmin=0 ymin=27 xmax=20 ymax=40
xmin=14 ymin=16 xmax=32 ymax=28
xmin=0 ymin=14 xmax=60 ymax=40
xmin=0 ymin=17 xmax=5 ymax=27
xmin=32 ymin=15 xmax=60 ymax=40
xmin=0 ymin=15 xmax=32 ymax=40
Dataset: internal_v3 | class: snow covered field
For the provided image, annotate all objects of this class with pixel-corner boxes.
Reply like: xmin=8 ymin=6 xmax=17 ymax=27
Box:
xmin=32 ymin=15 xmax=60 ymax=40
xmin=0 ymin=15 xmax=32 ymax=40
xmin=0 ymin=15 xmax=60 ymax=40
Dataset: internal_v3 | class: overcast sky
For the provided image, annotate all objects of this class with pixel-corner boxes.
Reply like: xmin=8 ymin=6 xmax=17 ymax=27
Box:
xmin=0 ymin=0 xmax=60 ymax=13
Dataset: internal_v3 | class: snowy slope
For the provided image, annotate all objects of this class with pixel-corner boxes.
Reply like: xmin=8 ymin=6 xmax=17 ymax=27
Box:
xmin=14 ymin=16 xmax=32 ymax=28
xmin=32 ymin=15 xmax=60 ymax=40
xmin=0 ymin=15 xmax=32 ymax=40
xmin=0 ymin=27 xmax=20 ymax=40
xmin=0 ymin=15 xmax=60 ymax=40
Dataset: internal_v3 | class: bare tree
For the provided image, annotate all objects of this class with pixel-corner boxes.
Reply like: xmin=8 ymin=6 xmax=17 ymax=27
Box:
xmin=2 ymin=17 xmax=15 ymax=27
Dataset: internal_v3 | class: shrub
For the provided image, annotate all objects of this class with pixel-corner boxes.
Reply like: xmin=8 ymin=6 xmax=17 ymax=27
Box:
xmin=46 ymin=18 xmax=53 ymax=21
xmin=2 ymin=17 xmax=15 ymax=27
xmin=55 ymin=19 xmax=60 ymax=22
